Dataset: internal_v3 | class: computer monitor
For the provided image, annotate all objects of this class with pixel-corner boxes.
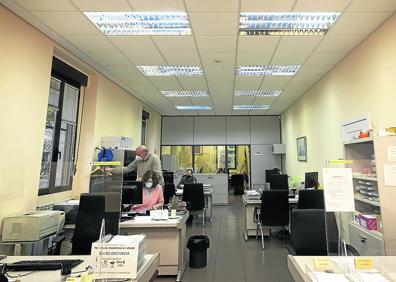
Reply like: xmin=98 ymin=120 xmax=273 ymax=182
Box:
xmin=122 ymin=181 xmax=143 ymax=207
xmin=163 ymin=171 xmax=174 ymax=184
xmin=305 ymin=172 xmax=319 ymax=189
xmin=123 ymin=171 xmax=137 ymax=183
xmin=265 ymin=168 xmax=280 ymax=183
xmin=268 ymin=174 xmax=289 ymax=190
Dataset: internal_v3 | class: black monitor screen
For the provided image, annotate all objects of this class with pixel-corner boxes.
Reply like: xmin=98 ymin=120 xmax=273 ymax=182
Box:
xmin=268 ymin=174 xmax=288 ymax=190
xmin=265 ymin=169 xmax=280 ymax=183
xmin=124 ymin=150 xmax=136 ymax=166
xmin=163 ymin=171 xmax=174 ymax=184
xmin=122 ymin=181 xmax=143 ymax=206
xmin=123 ymin=171 xmax=137 ymax=183
xmin=305 ymin=172 xmax=319 ymax=189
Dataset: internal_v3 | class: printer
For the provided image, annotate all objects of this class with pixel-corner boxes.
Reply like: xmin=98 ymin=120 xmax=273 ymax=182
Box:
xmin=1 ymin=210 xmax=65 ymax=242
xmin=53 ymin=200 xmax=80 ymax=224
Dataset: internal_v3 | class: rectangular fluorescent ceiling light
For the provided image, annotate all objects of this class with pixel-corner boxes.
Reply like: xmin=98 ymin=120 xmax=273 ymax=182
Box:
xmin=161 ymin=91 xmax=208 ymax=97
xmin=239 ymin=12 xmax=340 ymax=35
xmin=235 ymin=90 xmax=281 ymax=97
xmin=176 ymin=105 xmax=213 ymax=110
xmin=84 ymin=12 xmax=191 ymax=35
xmin=137 ymin=66 xmax=203 ymax=76
xmin=236 ymin=65 xmax=300 ymax=76
xmin=233 ymin=105 xmax=270 ymax=110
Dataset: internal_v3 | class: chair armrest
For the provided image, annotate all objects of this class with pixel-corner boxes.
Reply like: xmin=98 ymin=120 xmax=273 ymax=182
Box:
xmin=285 ymin=244 xmax=297 ymax=255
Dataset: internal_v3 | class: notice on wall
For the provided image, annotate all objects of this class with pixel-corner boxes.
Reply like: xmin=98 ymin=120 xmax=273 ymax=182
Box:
xmin=384 ymin=164 xmax=396 ymax=186
xmin=387 ymin=146 xmax=396 ymax=161
xmin=322 ymin=168 xmax=355 ymax=212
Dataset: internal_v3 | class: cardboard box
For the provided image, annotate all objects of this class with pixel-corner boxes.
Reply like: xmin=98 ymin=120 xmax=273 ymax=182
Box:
xmin=358 ymin=214 xmax=377 ymax=230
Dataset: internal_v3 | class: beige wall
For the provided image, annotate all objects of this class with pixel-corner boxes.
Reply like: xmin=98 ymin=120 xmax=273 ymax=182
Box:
xmin=282 ymin=14 xmax=396 ymax=183
xmin=0 ymin=6 xmax=161 ymax=224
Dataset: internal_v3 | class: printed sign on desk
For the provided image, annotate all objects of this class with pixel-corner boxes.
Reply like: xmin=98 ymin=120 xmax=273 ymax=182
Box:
xmin=323 ymin=168 xmax=355 ymax=212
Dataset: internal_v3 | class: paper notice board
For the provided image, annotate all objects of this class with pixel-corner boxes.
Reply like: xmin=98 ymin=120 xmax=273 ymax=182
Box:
xmin=323 ymin=168 xmax=355 ymax=212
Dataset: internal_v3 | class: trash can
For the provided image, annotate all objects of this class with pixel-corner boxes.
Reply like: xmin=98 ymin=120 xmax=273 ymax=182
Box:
xmin=186 ymin=235 xmax=210 ymax=268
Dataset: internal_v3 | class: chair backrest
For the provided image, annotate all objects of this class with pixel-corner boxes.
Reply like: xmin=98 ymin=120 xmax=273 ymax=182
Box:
xmin=163 ymin=171 xmax=174 ymax=184
xmin=72 ymin=193 xmax=106 ymax=255
xmin=290 ymin=209 xmax=327 ymax=255
xmin=231 ymin=174 xmax=244 ymax=185
xmin=182 ymin=183 xmax=205 ymax=211
xmin=297 ymin=189 xmax=324 ymax=209
xmin=260 ymin=190 xmax=289 ymax=226
xmin=163 ymin=183 xmax=176 ymax=205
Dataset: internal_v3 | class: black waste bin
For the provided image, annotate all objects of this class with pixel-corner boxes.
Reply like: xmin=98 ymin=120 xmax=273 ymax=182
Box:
xmin=186 ymin=235 xmax=210 ymax=268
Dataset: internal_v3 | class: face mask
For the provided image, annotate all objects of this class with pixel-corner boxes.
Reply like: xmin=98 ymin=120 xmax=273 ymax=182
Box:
xmin=145 ymin=182 xmax=153 ymax=189
xmin=135 ymin=155 xmax=143 ymax=161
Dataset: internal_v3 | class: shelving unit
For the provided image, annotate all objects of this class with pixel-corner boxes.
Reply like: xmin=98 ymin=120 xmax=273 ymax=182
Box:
xmin=343 ymin=136 xmax=396 ymax=255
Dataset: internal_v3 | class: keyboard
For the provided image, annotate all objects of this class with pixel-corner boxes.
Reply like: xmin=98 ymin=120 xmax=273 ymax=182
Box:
xmin=6 ymin=259 xmax=83 ymax=271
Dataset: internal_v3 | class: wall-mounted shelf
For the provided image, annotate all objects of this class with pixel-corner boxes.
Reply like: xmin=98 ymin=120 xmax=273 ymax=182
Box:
xmin=354 ymin=194 xmax=380 ymax=207
xmin=343 ymin=136 xmax=373 ymax=145
xmin=352 ymin=173 xmax=377 ymax=182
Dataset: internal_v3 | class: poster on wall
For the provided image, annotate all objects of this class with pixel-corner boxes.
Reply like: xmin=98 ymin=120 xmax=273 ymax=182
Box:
xmin=296 ymin=136 xmax=307 ymax=162
xmin=322 ymin=168 xmax=355 ymax=212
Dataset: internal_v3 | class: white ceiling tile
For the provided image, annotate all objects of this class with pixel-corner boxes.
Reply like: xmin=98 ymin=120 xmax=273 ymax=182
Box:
xmin=198 ymin=110 xmax=215 ymax=115
xmin=276 ymin=36 xmax=322 ymax=53
xmin=248 ymin=109 xmax=269 ymax=115
xmin=31 ymin=12 xmax=101 ymax=35
xmin=195 ymin=36 xmax=237 ymax=53
xmin=254 ymin=96 xmax=276 ymax=104
xmin=348 ymin=0 xmax=396 ymax=12
xmin=305 ymin=52 xmax=347 ymax=66
xmin=234 ymin=96 xmax=255 ymax=104
xmin=63 ymin=35 xmax=116 ymax=52
xmin=271 ymin=52 xmax=311 ymax=65
xmin=191 ymin=96 xmax=212 ymax=105
xmin=86 ymin=52 xmax=130 ymax=66
xmin=297 ymin=65 xmax=332 ymax=76
xmin=328 ymin=12 xmax=393 ymax=35
xmin=190 ymin=13 xmax=238 ymax=36
xmin=14 ymin=0 xmax=77 ymax=11
xmin=208 ymin=82 xmax=234 ymax=95
xmin=185 ymin=0 xmax=239 ymax=12
xmin=178 ymin=77 xmax=208 ymax=90
xmin=162 ymin=52 xmax=201 ymax=65
xmin=289 ymin=74 xmax=322 ymax=85
xmin=235 ymin=76 xmax=262 ymax=90
xmin=70 ymin=0 xmax=132 ymax=11
xmin=294 ymin=0 xmax=350 ymax=12
xmin=238 ymin=36 xmax=280 ymax=52
xmin=241 ymin=0 xmax=295 ymax=12
xmin=237 ymin=52 xmax=273 ymax=65
xmin=260 ymin=76 xmax=292 ymax=89
xmin=148 ymin=77 xmax=182 ymax=89
xmin=200 ymin=53 xmax=236 ymax=66
xmin=129 ymin=0 xmax=185 ymax=11
xmin=282 ymin=84 xmax=311 ymax=96
xmin=109 ymin=37 xmax=158 ymax=53
xmin=123 ymin=52 xmax=166 ymax=65
xmin=152 ymin=36 xmax=197 ymax=53
xmin=105 ymin=66 xmax=145 ymax=77
xmin=167 ymin=97 xmax=192 ymax=104
xmin=315 ymin=35 xmax=365 ymax=52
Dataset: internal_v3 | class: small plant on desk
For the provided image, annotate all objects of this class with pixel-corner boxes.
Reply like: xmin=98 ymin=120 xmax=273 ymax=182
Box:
xmin=168 ymin=195 xmax=181 ymax=218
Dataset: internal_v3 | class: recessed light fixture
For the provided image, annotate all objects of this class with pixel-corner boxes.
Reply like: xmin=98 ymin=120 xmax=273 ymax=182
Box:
xmin=137 ymin=66 xmax=203 ymax=76
xmin=176 ymin=105 xmax=213 ymax=110
xmin=235 ymin=90 xmax=282 ymax=97
xmin=161 ymin=91 xmax=208 ymax=97
xmin=236 ymin=65 xmax=300 ymax=76
xmin=239 ymin=12 xmax=340 ymax=36
xmin=84 ymin=12 xmax=191 ymax=36
xmin=233 ymin=105 xmax=270 ymax=110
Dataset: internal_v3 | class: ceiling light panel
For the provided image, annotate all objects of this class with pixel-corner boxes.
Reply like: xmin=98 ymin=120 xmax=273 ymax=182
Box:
xmin=236 ymin=65 xmax=301 ymax=76
xmin=161 ymin=90 xmax=208 ymax=97
xmin=137 ymin=65 xmax=203 ymax=76
xmin=84 ymin=12 xmax=192 ymax=35
xmin=235 ymin=90 xmax=281 ymax=97
xmin=239 ymin=12 xmax=341 ymax=36
xmin=233 ymin=105 xmax=270 ymax=110
xmin=176 ymin=105 xmax=213 ymax=110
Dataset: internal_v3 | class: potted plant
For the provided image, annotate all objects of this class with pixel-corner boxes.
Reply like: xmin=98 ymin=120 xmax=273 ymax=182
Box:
xmin=168 ymin=195 xmax=181 ymax=218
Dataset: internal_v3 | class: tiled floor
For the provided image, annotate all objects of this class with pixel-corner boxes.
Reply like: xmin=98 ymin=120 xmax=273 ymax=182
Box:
xmin=156 ymin=196 xmax=294 ymax=282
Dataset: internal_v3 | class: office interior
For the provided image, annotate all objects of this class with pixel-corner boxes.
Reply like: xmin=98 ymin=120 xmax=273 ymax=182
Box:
xmin=1 ymin=0 xmax=396 ymax=281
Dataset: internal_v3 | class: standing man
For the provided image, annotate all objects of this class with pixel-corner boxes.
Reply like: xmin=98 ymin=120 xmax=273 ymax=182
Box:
xmin=110 ymin=145 xmax=164 ymax=185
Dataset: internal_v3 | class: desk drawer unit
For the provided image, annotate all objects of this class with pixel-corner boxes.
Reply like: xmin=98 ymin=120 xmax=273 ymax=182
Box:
xmin=349 ymin=222 xmax=385 ymax=256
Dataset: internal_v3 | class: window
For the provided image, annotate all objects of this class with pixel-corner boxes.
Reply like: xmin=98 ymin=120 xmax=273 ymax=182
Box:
xmin=38 ymin=57 xmax=87 ymax=195
xmin=161 ymin=146 xmax=193 ymax=172
xmin=141 ymin=110 xmax=150 ymax=145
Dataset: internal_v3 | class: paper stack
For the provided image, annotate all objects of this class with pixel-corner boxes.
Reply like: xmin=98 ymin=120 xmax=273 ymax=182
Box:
xmin=245 ymin=190 xmax=261 ymax=200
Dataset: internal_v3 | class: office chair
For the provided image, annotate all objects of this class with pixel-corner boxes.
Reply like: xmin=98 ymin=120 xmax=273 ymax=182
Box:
xmin=297 ymin=190 xmax=324 ymax=209
xmin=230 ymin=174 xmax=244 ymax=195
xmin=182 ymin=183 xmax=206 ymax=227
xmin=255 ymin=190 xmax=289 ymax=250
xmin=163 ymin=183 xmax=176 ymax=205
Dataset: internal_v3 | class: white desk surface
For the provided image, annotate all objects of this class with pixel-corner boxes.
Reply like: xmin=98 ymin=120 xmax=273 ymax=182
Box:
xmin=176 ymin=188 xmax=213 ymax=196
xmin=288 ymin=255 xmax=396 ymax=282
xmin=242 ymin=194 xmax=299 ymax=205
xmin=120 ymin=212 xmax=189 ymax=229
xmin=1 ymin=253 xmax=159 ymax=282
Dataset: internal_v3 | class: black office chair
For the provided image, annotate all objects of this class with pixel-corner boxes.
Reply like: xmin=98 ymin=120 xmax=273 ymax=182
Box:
xmin=182 ymin=183 xmax=206 ymax=227
xmin=255 ymin=190 xmax=289 ymax=250
xmin=230 ymin=174 xmax=244 ymax=195
xmin=163 ymin=183 xmax=176 ymax=205
xmin=297 ymin=189 xmax=324 ymax=209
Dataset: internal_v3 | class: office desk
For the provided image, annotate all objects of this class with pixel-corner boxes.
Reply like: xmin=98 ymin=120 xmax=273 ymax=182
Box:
xmin=176 ymin=187 xmax=213 ymax=223
xmin=1 ymin=253 xmax=159 ymax=282
xmin=287 ymin=255 xmax=396 ymax=282
xmin=242 ymin=195 xmax=299 ymax=240
xmin=64 ymin=212 xmax=188 ymax=282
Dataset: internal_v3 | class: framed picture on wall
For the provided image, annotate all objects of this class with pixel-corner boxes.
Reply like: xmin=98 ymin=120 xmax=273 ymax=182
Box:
xmin=296 ymin=136 xmax=307 ymax=162
xmin=193 ymin=146 xmax=203 ymax=155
